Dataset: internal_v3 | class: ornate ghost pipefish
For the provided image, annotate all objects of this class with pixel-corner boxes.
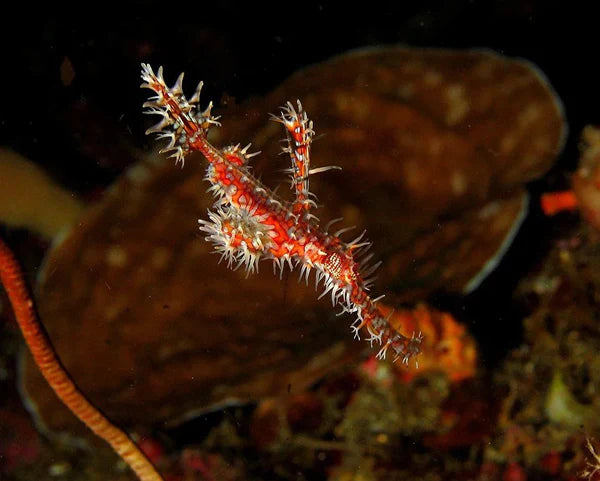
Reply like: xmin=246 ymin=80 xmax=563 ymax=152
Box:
xmin=140 ymin=64 xmax=423 ymax=364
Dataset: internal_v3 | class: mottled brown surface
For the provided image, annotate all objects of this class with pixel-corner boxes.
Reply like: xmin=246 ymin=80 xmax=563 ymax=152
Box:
xmin=21 ymin=47 xmax=565 ymax=436
xmin=213 ymin=46 xmax=565 ymax=296
xmin=23 ymin=155 xmax=360 ymax=436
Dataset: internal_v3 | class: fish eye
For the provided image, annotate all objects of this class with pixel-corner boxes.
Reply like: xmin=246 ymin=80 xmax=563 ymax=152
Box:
xmin=345 ymin=262 xmax=358 ymax=281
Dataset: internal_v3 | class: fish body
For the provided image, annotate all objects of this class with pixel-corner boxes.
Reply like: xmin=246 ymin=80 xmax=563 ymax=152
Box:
xmin=140 ymin=64 xmax=422 ymax=363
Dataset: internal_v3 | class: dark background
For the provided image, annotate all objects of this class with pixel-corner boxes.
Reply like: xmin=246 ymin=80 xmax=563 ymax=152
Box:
xmin=0 ymin=1 xmax=596 ymax=191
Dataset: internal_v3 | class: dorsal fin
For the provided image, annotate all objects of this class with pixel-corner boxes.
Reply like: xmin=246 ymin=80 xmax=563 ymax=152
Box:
xmin=222 ymin=143 xmax=260 ymax=166
xmin=271 ymin=100 xmax=316 ymax=217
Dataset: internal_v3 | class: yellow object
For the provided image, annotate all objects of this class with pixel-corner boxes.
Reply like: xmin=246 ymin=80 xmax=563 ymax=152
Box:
xmin=545 ymin=371 xmax=592 ymax=428
xmin=0 ymin=148 xmax=84 ymax=239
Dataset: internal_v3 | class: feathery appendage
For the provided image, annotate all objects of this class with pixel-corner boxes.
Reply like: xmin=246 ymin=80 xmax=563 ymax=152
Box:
xmin=584 ymin=437 xmax=600 ymax=480
xmin=141 ymin=64 xmax=422 ymax=364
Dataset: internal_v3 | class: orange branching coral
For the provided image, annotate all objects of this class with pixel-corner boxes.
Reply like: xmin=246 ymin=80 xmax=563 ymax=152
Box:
xmin=380 ymin=304 xmax=477 ymax=382
xmin=0 ymin=237 xmax=163 ymax=481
